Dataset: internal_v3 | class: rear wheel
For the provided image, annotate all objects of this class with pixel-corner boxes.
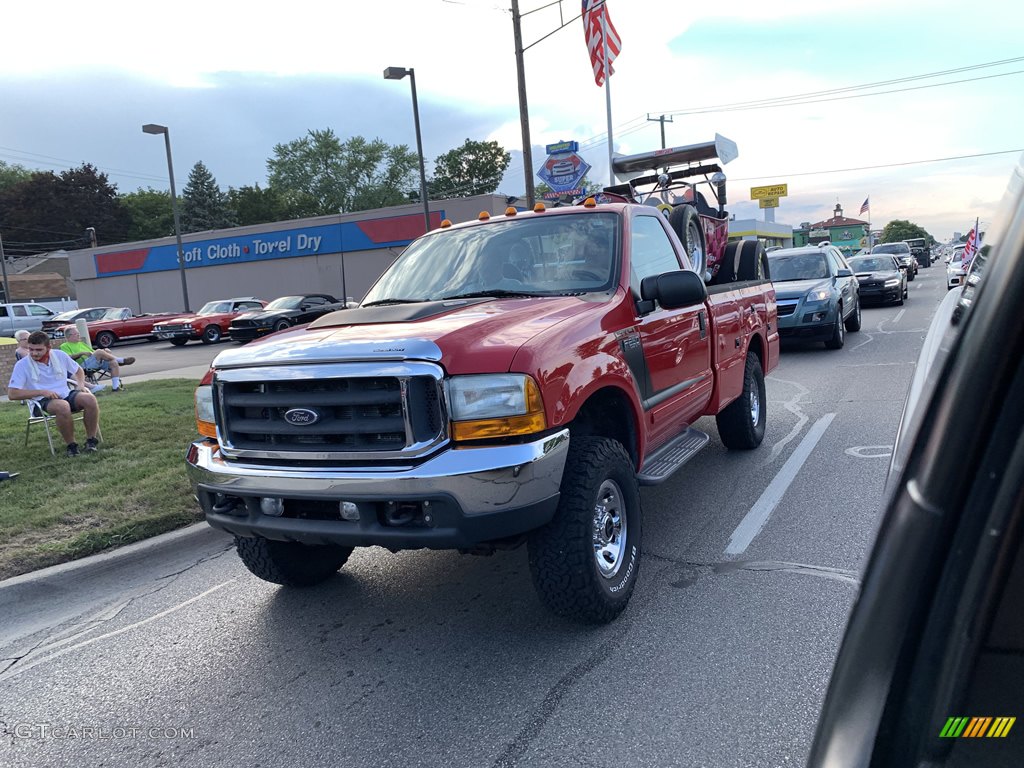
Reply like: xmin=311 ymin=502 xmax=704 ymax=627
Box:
xmin=668 ymin=205 xmax=707 ymax=280
xmin=716 ymin=352 xmax=767 ymax=449
xmin=201 ymin=324 xmax=222 ymax=344
xmin=825 ymin=305 xmax=846 ymax=349
xmin=95 ymin=331 xmax=116 ymax=349
xmin=235 ymin=537 xmax=353 ymax=586
xmin=528 ymin=437 xmax=642 ymax=624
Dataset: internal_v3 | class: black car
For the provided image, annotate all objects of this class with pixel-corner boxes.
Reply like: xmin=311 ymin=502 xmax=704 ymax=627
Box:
xmin=808 ymin=152 xmax=1024 ymax=768
xmin=848 ymin=254 xmax=908 ymax=306
xmin=872 ymin=241 xmax=918 ymax=280
xmin=228 ymin=294 xmax=345 ymax=342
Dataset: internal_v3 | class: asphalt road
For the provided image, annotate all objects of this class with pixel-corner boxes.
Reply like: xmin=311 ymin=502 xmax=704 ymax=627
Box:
xmin=104 ymin=335 xmax=229 ymax=379
xmin=0 ymin=266 xmax=950 ymax=768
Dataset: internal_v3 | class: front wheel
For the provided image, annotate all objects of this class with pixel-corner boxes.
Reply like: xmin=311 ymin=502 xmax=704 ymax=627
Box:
xmin=528 ymin=437 xmax=642 ymax=624
xmin=273 ymin=319 xmax=292 ymax=332
xmin=824 ymin=305 xmax=845 ymax=349
xmin=844 ymin=299 xmax=862 ymax=332
xmin=201 ymin=325 xmax=222 ymax=344
xmin=716 ymin=351 xmax=767 ymax=449
xmin=235 ymin=537 xmax=353 ymax=586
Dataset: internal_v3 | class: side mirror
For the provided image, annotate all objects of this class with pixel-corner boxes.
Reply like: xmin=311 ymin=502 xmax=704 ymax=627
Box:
xmin=837 ymin=269 xmax=853 ymax=278
xmin=640 ymin=270 xmax=707 ymax=310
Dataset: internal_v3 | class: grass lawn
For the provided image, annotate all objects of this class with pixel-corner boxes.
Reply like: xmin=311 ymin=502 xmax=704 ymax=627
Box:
xmin=0 ymin=379 xmax=204 ymax=580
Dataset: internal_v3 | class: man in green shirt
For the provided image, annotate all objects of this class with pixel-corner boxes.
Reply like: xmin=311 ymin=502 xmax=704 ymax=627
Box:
xmin=59 ymin=325 xmax=135 ymax=392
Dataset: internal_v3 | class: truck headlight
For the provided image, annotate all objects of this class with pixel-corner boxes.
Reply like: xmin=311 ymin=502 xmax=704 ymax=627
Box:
xmin=446 ymin=374 xmax=546 ymax=441
xmin=805 ymin=288 xmax=830 ymax=302
xmin=195 ymin=384 xmax=217 ymax=439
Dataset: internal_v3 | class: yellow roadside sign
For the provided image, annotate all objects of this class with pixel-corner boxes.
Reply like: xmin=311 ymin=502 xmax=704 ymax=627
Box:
xmin=758 ymin=197 xmax=779 ymax=209
xmin=750 ymin=184 xmax=788 ymax=200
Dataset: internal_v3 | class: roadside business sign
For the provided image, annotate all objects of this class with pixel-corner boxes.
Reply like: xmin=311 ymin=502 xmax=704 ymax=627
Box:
xmin=538 ymin=139 xmax=591 ymax=195
xmin=758 ymin=197 xmax=780 ymax=209
xmin=750 ymin=183 xmax=788 ymax=200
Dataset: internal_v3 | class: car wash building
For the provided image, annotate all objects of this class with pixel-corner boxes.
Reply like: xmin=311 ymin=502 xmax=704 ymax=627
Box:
xmin=65 ymin=195 xmax=515 ymax=313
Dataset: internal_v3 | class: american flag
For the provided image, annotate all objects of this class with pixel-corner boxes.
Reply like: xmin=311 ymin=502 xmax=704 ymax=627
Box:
xmin=859 ymin=197 xmax=870 ymax=216
xmin=582 ymin=0 xmax=621 ymax=87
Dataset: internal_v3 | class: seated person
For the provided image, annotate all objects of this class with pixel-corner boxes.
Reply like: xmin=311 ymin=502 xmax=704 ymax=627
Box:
xmin=8 ymin=331 xmax=103 ymax=457
xmin=14 ymin=329 xmax=30 ymax=360
xmin=59 ymin=325 xmax=134 ymax=392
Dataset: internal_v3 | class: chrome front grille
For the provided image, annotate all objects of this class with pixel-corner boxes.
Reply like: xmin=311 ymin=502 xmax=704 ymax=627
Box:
xmin=214 ymin=362 xmax=448 ymax=461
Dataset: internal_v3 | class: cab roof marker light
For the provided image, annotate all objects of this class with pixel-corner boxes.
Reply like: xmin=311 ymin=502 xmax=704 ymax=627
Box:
xmin=505 ymin=207 xmax=517 ymax=216
xmin=440 ymin=219 xmax=453 ymax=228
xmin=533 ymin=203 xmax=546 ymax=213
xmin=478 ymin=211 xmax=491 ymax=221
xmin=583 ymin=197 xmax=597 ymax=208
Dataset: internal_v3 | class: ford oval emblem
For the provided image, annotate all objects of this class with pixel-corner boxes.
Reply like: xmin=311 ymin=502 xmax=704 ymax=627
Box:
xmin=283 ymin=408 xmax=320 ymax=426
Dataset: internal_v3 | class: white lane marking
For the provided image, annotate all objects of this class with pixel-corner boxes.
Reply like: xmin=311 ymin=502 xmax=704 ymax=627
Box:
xmin=766 ymin=376 xmax=810 ymax=464
xmin=892 ymin=309 xmax=906 ymax=324
xmin=725 ymin=413 xmax=836 ymax=556
xmin=845 ymin=445 xmax=893 ymax=458
xmin=1 ymin=579 xmax=235 ymax=679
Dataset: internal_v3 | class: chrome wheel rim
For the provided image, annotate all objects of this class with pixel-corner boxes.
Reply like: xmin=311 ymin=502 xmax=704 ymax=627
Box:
xmin=750 ymin=376 xmax=761 ymax=425
xmin=686 ymin=221 xmax=706 ymax=275
xmin=592 ymin=479 xmax=627 ymax=579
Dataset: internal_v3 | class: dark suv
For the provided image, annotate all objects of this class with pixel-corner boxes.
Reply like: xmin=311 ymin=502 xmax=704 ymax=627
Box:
xmin=872 ymin=242 xmax=917 ymax=280
xmin=904 ymin=237 xmax=932 ymax=268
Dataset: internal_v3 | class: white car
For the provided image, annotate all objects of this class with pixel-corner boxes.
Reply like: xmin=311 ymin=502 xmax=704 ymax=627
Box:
xmin=946 ymin=251 xmax=967 ymax=289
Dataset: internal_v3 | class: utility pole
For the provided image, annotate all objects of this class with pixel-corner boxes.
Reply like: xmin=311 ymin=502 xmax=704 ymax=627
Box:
xmin=646 ymin=114 xmax=674 ymax=149
xmin=0 ymin=232 xmax=10 ymax=304
xmin=511 ymin=0 xmax=536 ymax=208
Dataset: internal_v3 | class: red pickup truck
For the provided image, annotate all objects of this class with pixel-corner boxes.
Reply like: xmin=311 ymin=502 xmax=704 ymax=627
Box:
xmin=186 ymin=147 xmax=778 ymax=624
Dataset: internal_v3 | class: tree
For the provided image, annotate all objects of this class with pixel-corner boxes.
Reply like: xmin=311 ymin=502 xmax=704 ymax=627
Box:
xmin=181 ymin=161 xmax=234 ymax=233
xmin=120 ymin=187 xmax=175 ymax=241
xmin=880 ymin=219 xmax=932 ymax=244
xmin=266 ymin=129 xmax=419 ymax=216
xmin=0 ymin=163 xmax=131 ymax=249
xmin=429 ymin=139 xmax=511 ymax=198
xmin=226 ymin=184 xmax=290 ymax=226
xmin=0 ymin=161 xmax=33 ymax=193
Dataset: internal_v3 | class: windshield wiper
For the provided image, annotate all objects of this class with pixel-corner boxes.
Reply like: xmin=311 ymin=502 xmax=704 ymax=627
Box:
xmin=360 ymin=298 xmax=429 ymax=307
xmin=438 ymin=290 xmax=545 ymax=301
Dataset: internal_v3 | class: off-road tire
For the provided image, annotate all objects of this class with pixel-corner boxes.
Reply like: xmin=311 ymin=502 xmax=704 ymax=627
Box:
xmin=824 ymin=305 xmax=845 ymax=350
xmin=668 ymin=205 xmax=707 ymax=279
xmin=201 ymin=325 xmax=222 ymax=344
xmin=844 ymin=298 xmax=862 ymax=332
xmin=528 ymin=437 xmax=642 ymax=624
xmin=716 ymin=352 xmax=767 ymax=449
xmin=235 ymin=537 xmax=353 ymax=587
xmin=95 ymin=331 xmax=117 ymax=348
xmin=169 ymin=338 xmax=188 ymax=347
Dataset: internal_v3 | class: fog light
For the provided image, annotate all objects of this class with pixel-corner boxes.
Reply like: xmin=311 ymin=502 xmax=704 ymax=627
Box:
xmin=339 ymin=501 xmax=360 ymax=521
xmin=260 ymin=497 xmax=285 ymax=516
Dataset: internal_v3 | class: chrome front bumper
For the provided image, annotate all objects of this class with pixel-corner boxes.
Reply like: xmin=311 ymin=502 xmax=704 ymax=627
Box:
xmin=186 ymin=429 xmax=570 ymax=549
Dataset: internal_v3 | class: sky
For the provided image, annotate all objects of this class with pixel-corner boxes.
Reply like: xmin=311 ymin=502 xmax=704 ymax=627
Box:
xmin=1 ymin=0 xmax=1020 ymax=242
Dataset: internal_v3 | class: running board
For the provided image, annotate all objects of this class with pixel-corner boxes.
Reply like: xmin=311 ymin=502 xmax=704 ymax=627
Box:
xmin=637 ymin=427 xmax=710 ymax=486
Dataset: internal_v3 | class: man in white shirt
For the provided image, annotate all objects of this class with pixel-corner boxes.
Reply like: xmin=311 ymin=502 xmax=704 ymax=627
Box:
xmin=7 ymin=331 xmax=103 ymax=457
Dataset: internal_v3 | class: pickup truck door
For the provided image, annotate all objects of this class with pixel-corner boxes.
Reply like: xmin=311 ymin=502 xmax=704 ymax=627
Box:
xmin=628 ymin=213 xmax=713 ymax=445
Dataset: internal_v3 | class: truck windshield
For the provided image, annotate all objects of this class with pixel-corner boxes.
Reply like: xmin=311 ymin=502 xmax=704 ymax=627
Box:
xmin=362 ymin=213 xmax=621 ymax=304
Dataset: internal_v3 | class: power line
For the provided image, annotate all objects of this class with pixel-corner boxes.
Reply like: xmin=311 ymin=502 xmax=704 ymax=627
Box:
xmin=729 ymin=149 xmax=1023 ymax=183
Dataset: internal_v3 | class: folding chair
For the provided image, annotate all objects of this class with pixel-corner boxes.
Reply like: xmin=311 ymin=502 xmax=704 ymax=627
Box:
xmin=82 ymin=363 xmax=112 ymax=389
xmin=24 ymin=399 xmax=101 ymax=456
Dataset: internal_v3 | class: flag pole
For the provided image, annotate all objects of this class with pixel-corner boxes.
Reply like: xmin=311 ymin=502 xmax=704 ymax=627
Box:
xmin=602 ymin=7 xmax=614 ymax=187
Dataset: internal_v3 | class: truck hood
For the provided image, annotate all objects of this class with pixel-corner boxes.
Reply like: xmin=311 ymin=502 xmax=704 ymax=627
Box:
xmin=773 ymin=279 xmax=831 ymax=300
xmin=212 ymin=296 xmax=600 ymax=373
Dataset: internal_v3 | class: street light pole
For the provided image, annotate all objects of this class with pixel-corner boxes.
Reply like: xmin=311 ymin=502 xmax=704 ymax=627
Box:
xmin=384 ymin=67 xmax=431 ymax=235
xmin=142 ymin=123 xmax=190 ymax=312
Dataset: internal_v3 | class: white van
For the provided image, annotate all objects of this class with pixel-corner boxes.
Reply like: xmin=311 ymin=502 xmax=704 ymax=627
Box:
xmin=0 ymin=302 xmax=56 ymax=337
